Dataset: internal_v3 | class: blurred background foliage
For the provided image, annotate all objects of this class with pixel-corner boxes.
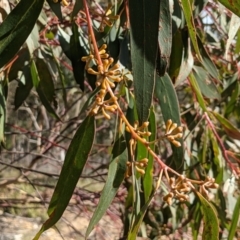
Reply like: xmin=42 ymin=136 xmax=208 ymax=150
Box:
xmin=0 ymin=0 xmax=239 ymax=239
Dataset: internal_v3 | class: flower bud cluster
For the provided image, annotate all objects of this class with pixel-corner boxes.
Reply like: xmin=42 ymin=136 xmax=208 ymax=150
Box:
xmin=82 ymin=45 xmax=123 ymax=119
xmin=91 ymin=4 xmax=119 ymax=32
xmin=165 ymin=119 xmax=183 ymax=147
xmin=125 ymin=121 xmax=151 ymax=139
xmin=163 ymin=175 xmax=191 ymax=205
xmin=125 ymin=158 xmax=149 ymax=178
xmin=199 ymin=176 xmax=219 ymax=198
xmin=163 ymin=173 xmax=219 ymax=205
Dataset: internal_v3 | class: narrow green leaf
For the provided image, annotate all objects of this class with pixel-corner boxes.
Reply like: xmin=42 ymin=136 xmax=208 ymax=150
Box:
xmin=189 ymin=73 xmax=207 ymax=111
xmin=155 ymin=73 xmax=184 ymax=171
xmin=181 ymin=0 xmax=202 ymax=61
xmin=129 ymin=0 xmax=160 ymax=124
xmin=35 ymin=58 xmax=55 ymax=104
xmin=70 ymin=22 xmax=86 ymax=91
xmin=235 ymin=30 xmax=240 ymax=53
xmin=79 ymin=86 xmax=101 ymax=115
xmin=225 ymin=82 xmax=239 ymax=117
xmin=143 ymin=108 xmax=155 ymax=202
xmin=0 ymin=0 xmax=44 ymax=69
xmin=157 ymin=0 xmax=172 ymax=76
xmin=128 ymin=192 xmax=153 ymax=240
xmin=228 ymin=196 xmax=240 ymax=240
xmin=212 ymin=111 xmax=240 ymax=140
xmin=196 ymin=192 xmax=219 ymax=240
xmin=71 ymin=0 xmax=83 ymax=20
xmin=85 ymin=136 xmax=127 ymax=238
xmin=209 ymin=131 xmax=223 ymax=183
xmin=193 ymin=66 xmax=220 ymax=99
xmin=14 ymin=65 xmax=33 ymax=110
xmin=46 ymin=0 xmax=62 ymax=21
xmin=197 ymin=37 xmax=219 ymax=80
xmin=225 ymin=14 xmax=240 ymax=59
xmin=169 ymin=30 xmax=184 ymax=81
xmin=31 ymin=59 xmax=60 ymax=120
xmin=217 ymin=0 xmax=240 ymax=18
xmin=33 ymin=116 xmax=95 ymax=240
xmin=58 ymin=26 xmax=71 ymax=59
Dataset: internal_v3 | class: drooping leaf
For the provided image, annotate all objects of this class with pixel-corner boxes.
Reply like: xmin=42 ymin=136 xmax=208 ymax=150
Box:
xmin=14 ymin=65 xmax=33 ymax=110
xmin=70 ymin=22 xmax=86 ymax=91
xmin=209 ymin=131 xmax=223 ymax=183
xmin=46 ymin=0 xmax=63 ymax=21
xmin=35 ymin=58 xmax=56 ymax=104
xmin=143 ymin=107 xmax=156 ymax=202
xmin=225 ymin=13 xmax=240 ymax=60
xmin=218 ymin=0 xmax=240 ymax=18
xmin=129 ymin=0 xmax=160 ymax=124
xmin=196 ymin=192 xmax=219 ymax=240
xmin=157 ymin=0 xmax=172 ymax=76
xmin=228 ymin=197 xmax=240 ymax=240
xmin=212 ymin=111 xmax=240 ymax=140
xmin=71 ymin=0 xmax=83 ymax=19
xmin=155 ymin=73 xmax=184 ymax=171
xmin=79 ymin=86 xmax=101 ymax=115
xmin=169 ymin=29 xmax=184 ymax=82
xmin=181 ymin=0 xmax=202 ymax=61
xmin=128 ymin=190 xmax=154 ymax=240
xmin=85 ymin=136 xmax=127 ymax=238
xmin=193 ymin=66 xmax=220 ymax=99
xmin=26 ymin=24 xmax=39 ymax=56
xmin=0 ymin=0 xmax=44 ymax=69
xmin=33 ymin=116 xmax=95 ymax=240
xmin=58 ymin=26 xmax=71 ymax=59
xmin=31 ymin=59 xmax=60 ymax=120
xmin=197 ymin=37 xmax=219 ymax=80
xmin=189 ymin=73 xmax=207 ymax=111
xmin=225 ymin=82 xmax=239 ymax=117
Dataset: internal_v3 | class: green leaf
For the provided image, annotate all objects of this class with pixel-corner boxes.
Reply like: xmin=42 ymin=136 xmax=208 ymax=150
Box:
xmin=85 ymin=136 xmax=127 ymax=238
xmin=189 ymin=73 xmax=207 ymax=111
xmin=228 ymin=196 xmax=240 ymax=240
xmin=157 ymin=0 xmax=172 ymax=76
xmin=0 ymin=0 xmax=44 ymax=69
xmin=79 ymin=86 xmax=101 ymax=115
xmin=217 ymin=0 xmax=240 ymax=18
xmin=129 ymin=0 xmax=160 ymax=124
xmin=35 ymin=58 xmax=55 ymax=104
xmin=212 ymin=111 xmax=240 ymax=140
xmin=197 ymin=37 xmax=219 ymax=80
xmin=58 ymin=26 xmax=71 ymax=59
xmin=209 ymin=131 xmax=223 ymax=183
xmin=30 ymin=60 xmax=60 ymax=121
xmin=46 ymin=0 xmax=63 ymax=21
xmin=155 ymin=73 xmax=184 ymax=171
xmin=33 ymin=116 xmax=95 ymax=240
xmin=14 ymin=65 xmax=33 ymax=110
xmin=143 ymin=107 xmax=155 ymax=202
xmin=70 ymin=22 xmax=86 ymax=91
xmin=225 ymin=13 xmax=240 ymax=59
xmin=169 ymin=30 xmax=184 ymax=81
xmin=71 ymin=0 xmax=83 ymax=20
xmin=181 ymin=0 xmax=202 ymax=61
xmin=196 ymin=192 xmax=219 ymax=240
xmin=193 ymin=66 xmax=220 ymax=99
